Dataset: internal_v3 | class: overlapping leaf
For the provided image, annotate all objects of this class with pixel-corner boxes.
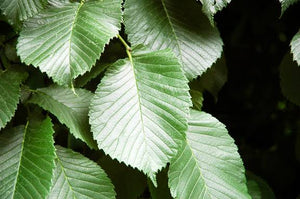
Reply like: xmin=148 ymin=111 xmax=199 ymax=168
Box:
xmin=198 ymin=0 xmax=232 ymax=24
xmin=124 ymin=0 xmax=223 ymax=80
xmin=279 ymin=0 xmax=300 ymax=15
xmin=89 ymin=47 xmax=191 ymax=183
xmin=169 ymin=110 xmax=250 ymax=199
xmin=48 ymin=146 xmax=115 ymax=199
xmin=17 ymin=0 xmax=122 ymax=85
xmin=28 ymin=85 xmax=97 ymax=148
xmin=291 ymin=30 xmax=300 ymax=66
xmin=0 ymin=117 xmax=55 ymax=199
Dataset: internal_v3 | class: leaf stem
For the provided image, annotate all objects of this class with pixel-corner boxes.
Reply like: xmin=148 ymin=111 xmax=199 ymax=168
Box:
xmin=117 ymin=34 xmax=131 ymax=51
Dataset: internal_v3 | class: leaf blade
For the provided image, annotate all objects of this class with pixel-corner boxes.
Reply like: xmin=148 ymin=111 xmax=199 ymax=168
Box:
xmin=291 ymin=30 xmax=300 ymax=66
xmin=198 ymin=0 xmax=231 ymax=24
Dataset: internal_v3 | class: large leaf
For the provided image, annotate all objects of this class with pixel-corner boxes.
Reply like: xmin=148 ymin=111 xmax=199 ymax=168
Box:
xmin=0 ymin=70 xmax=26 ymax=129
xmin=198 ymin=0 xmax=232 ymax=24
xmin=124 ymin=0 xmax=223 ymax=80
xmin=89 ymin=46 xmax=191 ymax=183
xmin=168 ymin=110 xmax=250 ymax=199
xmin=28 ymin=85 xmax=97 ymax=148
xmin=48 ymin=146 xmax=115 ymax=199
xmin=0 ymin=0 xmax=47 ymax=29
xmin=17 ymin=0 xmax=122 ymax=85
xmin=279 ymin=0 xmax=300 ymax=15
xmin=0 ymin=117 xmax=55 ymax=199
xmin=291 ymin=30 xmax=300 ymax=66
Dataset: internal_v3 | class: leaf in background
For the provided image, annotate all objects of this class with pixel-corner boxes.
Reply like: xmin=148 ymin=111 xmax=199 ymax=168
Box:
xmin=190 ymin=90 xmax=204 ymax=111
xmin=279 ymin=0 xmax=300 ymax=15
xmin=0 ymin=69 xmax=27 ymax=129
xmin=148 ymin=168 xmax=173 ymax=199
xmin=48 ymin=146 xmax=116 ymax=199
xmin=198 ymin=0 xmax=231 ymax=25
xmin=0 ymin=117 xmax=55 ymax=199
xmin=17 ymin=0 xmax=122 ymax=85
xmin=291 ymin=30 xmax=300 ymax=66
xmin=0 ymin=0 xmax=47 ymax=29
xmin=28 ymin=85 xmax=97 ymax=149
xmin=124 ymin=0 xmax=223 ymax=80
xmin=279 ymin=53 xmax=300 ymax=106
xmin=168 ymin=110 xmax=250 ymax=199
xmin=246 ymin=171 xmax=275 ymax=199
xmin=89 ymin=46 xmax=191 ymax=184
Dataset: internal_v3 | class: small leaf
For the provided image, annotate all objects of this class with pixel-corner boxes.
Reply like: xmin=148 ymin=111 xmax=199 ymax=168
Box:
xmin=246 ymin=171 xmax=275 ymax=199
xmin=168 ymin=110 xmax=250 ymax=199
xmin=279 ymin=0 xmax=300 ymax=15
xmin=124 ymin=0 xmax=223 ymax=80
xmin=27 ymin=85 xmax=97 ymax=149
xmin=190 ymin=90 xmax=204 ymax=111
xmin=0 ymin=117 xmax=55 ymax=199
xmin=148 ymin=168 xmax=173 ymax=199
xmin=17 ymin=0 xmax=122 ymax=85
xmin=198 ymin=0 xmax=232 ymax=24
xmin=89 ymin=46 xmax=191 ymax=184
xmin=291 ymin=30 xmax=300 ymax=66
xmin=48 ymin=145 xmax=116 ymax=199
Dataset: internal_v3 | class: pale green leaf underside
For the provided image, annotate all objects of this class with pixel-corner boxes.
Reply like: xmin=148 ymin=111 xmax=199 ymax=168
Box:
xmin=17 ymin=0 xmax=121 ymax=85
xmin=28 ymin=86 xmax=97 ymax=149
xmin=0 ymin=70 xmax=25 ymax=130
xmin=199 ymin=0 xmax=231 ymax=24
xmin=124 ymin=0 xmax=223 ymax=80
xmin=48 ymin=146 xmax=115 ymax=199
xmin=0 ymin=117 xmax=55 ymax=199
xmin=169 ymin=110 xmax=250 ymax=199
xmin=291 ymin=30 xmax=300 ymax=66
xmin=0 ymin=0 xmax=47 ymax=28
xmin=89 ymin=47 xmax=191 ymax=183
xmin=279 ymin=0 xmax=300 ymax=14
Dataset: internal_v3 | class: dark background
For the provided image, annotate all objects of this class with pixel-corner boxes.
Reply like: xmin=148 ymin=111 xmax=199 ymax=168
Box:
xmin=202 ymin=0 xmax=300 ymax=198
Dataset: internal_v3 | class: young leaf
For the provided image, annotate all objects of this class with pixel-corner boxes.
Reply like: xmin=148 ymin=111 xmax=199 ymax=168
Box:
xmin=0 ymin=70 xmax=27 ymax=129
xmin=0 ymin=0 xmax=47 ymax=29
xmin=168 ymin=110 xmax=250 ymax=199
xmin=17 ymin=0 xmax=122 ymax=85
xmin=279 ymin=0 xmax=300 ymax=15
xmin=0 ymin=117 xmax=55 ymax=199
xmin=124 ymin=0 xmax=223 ymax=80
xmin=48 ymin=145 xmax=116 ymax=199
xmin=291 ymin=30 xmax=300 ymax=66
xmin=198 ymin=0 xmax=231 ymax=24
xmin=27 ymin=85 xmax=97 ymax=149
xmin=89 ymin=46 xmax=191 ymax=184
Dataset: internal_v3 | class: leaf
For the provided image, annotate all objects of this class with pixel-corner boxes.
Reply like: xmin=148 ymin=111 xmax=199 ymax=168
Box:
xmin=17 ymin=0 xmax=122 ymax=85
xmin=27 ymin=85 xmax=97 ymax=149
xmin=190 ymin=90 xmax=204 ymax=111
xmin=0 ymin=117 xmax=55 ymax=199
xmin=124 ymin=0 xmax=223 ymax=80
xmin=148 ymin=168 xmax=173 ymax=199
xmin=246 ymin=171 xmax=275 ymax=199
xmin=48 ymin=145 xmax=116 ymax=199
xmin=198 ymin=0 xmax=232 ymax=24
xmin=89 ymin=46 xmax=191 ymax=184
xmin=279 ymin=0 xmax=300 ymax=15
xmin=291 ymin=30 xmax=300 ymax=66
xmin=0 ymin=69 xmax=26 ymax=129
xmin=168 ymin=110 xmax=250 ymax=199
xmin=0 ymin=0 xmax=47 ymax=29
xmin=279 ymin=53 xmax=300 ymax=106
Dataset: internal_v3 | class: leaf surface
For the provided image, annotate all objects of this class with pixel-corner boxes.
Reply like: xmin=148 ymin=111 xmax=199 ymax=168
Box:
xmin=124 ymin=0 xmax=223 ymax=80
xmin=48 ymin=146 xmax=116 ymax=199
xmin=246 ymin=171 xmax=275 ymax=199
xmin=0 ymin=117 xmax=55 ymax=199
xmin=198 ymin=0 xmax=231 ymax=24
xmin=168 ymin=110 xmax=250 ymax=199
xmin=28 ymin=85 xmax=97 ymax=148
xmin=89 ymin=47 xmax=191 ymax=183
xmin=291 ymin=30 xmax=300 ymax=66
xmin=17 ymin=0 xmax=122 ymax=85
xmin=279 ymin=0 xmax=300 ymax=15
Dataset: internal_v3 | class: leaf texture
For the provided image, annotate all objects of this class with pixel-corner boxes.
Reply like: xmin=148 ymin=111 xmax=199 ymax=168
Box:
xmin=28 ymin=85 xmax=97 ymax=149
xmin=168 ymin=110 xmax=250 ymax=199
xmin=0 ymin=117 xmax=55 ymax=199
xmin=279 ymin=0 xmax=300 ymax=15
xmin=89 ymin=47 xmax=191 ymax=183
xmin=291 ymin=30 xmax=300 ymax=66
xmin=199 ymin=0 xmax=231 ymax=24
xmin=124 ymin=0 xmax=223 ymax=80
xmin=48 ymin=145 xmax=116 ymax=199
xmin=17 ymin=0 xmax=122 ymax=85
xmin=0 ymin=70 xmax=26 ymax=130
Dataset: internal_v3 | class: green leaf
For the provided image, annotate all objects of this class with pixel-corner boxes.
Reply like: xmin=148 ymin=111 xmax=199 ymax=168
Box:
xmin=17 ymin=0 xmax=122 ymax=85
xmin=48 ymin=145 xmax=116 ymax=199
xmin=0 ymin=117 xmax=55 ymax=199
xmin=27 ymin=85 xmax=97 ymax=149
xmin=168 ymin=110 xmax=250 ymax=199
xmin=190 ymin=90 xmax=204 ymax=111
xmin=124 ymin=0 xmax=223 ymax=80
xmin=89 ymin=46 xmax=191 ymax=184
xmin=148 ymin=168 xmax=173 ymax=199
xmin=198 ymin=0 xmax=232 ymax=24
xmin=246 ymin=171 xmax=275 ymax=199
xmin=279 ymin=53 xmax=300 ymax=106
xmin=291 ymin=30 xmax=300 ymax=66
xmin=279 ymin=0 xmax=300 ymax=15
xmin=0 ymin=0 xmax=47 ymax=29
xmin=0 ymin=70 xmax=26 ymax=129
